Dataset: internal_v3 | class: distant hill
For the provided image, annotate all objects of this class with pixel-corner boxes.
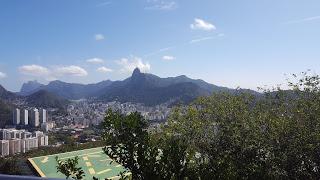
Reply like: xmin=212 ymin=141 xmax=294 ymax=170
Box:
xmin=19 ymin=80 xmax=44 ymax=96
xmin=97 ymin=69 xmax=262 ymax=105
xmin=17 ymin=68 xmax=260 ymax=106
xmin=97 ymin=68 xmax=213 ymax=105
xmin=146 ymin=74 xmax=229 ymax=93
xmin=26 ymin=90 xmax=70 ymax=110
xmin=21 ymin=80 xmax=113 ymax=100
xmin=0 ymin=85 xmax=18 ymax=101
xmin=0 ymin=99 xmax=13 ymax=127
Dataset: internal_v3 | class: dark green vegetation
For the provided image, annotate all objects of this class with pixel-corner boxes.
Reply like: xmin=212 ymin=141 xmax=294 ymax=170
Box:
xmin=0 ymin=157 xmax=21 ymax=175
xmin=26 ymin=90 xmax=69 ymax=110
xmin=0 ymin=99 xmax=13 ymax=127
xmin=0 ymin=85 xmax=18 ymax=101
xmin=101 ymin=72 xmax=320 ymax=179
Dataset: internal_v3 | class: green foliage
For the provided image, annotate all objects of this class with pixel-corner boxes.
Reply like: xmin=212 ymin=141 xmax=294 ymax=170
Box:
xmin=0 ymin=157 xmax=21 ymax=175
xmin=0 ymin=100 xmax=13 ymax=127
xmin=167 ymin=92 xmax=268 ymax=179
xmin=165 ymin=72 xmax=320 ymax=179
xmin=55 ymin=156 xmax=85 ymax=180
xmin=101 ymin=72 xmax=320 ymax=179
xmin=102 ymin=110 xmax=194 ymax=179
xmin=26 ymin=90 xmax=69 ymax=111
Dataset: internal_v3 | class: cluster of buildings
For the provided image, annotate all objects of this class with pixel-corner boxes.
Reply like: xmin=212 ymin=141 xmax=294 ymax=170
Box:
xmin=0 ymin=128 xmax=49 ymax=156
xmin=62 ymin=101 xmax=171 ymax=127
xmin=13 ymin=108 xmax=54 ymax=131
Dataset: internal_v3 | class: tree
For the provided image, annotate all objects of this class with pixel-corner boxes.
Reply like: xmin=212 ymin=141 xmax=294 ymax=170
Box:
xmin=0 ymin=157 xmax=21 ymax=175
xmin=100 ymin=71 xmax=320 ymax=179
xmin=102 ymin=110 xmax=194 ymax=179
xmin=165 ymin=72 xmax=320 ymax=179
xmin=55 ymin=156 xmax=85 ymax=180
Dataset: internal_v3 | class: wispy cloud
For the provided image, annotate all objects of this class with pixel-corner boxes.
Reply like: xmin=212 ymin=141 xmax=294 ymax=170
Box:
xmin=97 ymin=66 xmax=113 ymax=73
xmin=0 ymin=72 xmax=7 ymax=79
xmin=189 ymin=34 xmax=224 ymax=44
xmin=116 ymin=56 xmax=151 ymax=73
xmin=284 ymin=15 xmax=320 ymax=24
xmin=96 ymin=1 xmax=112 ymax=7
xmin=145 ymin=0 xmax=177 ymax=11
xmin=94 ymin=34 xmax=105 ymax=41
xmin=190 ymin=18 xmax=216 ymax=31
xmin=162 ymin=55 xmax=175 ymax=61
xmin=144 ymin=46 xmax=174 ymax=57
xmin=189 ymin=36 xmax=215 ymax=44
xmin=86 ymin=58 xmax=105 ymax=64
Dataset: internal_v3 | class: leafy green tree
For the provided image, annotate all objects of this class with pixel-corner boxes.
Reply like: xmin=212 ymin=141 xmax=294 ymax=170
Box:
xmin=102 ymin=110 xmax=194 ymax=179
xmin=166 ymin=92 xmax=268 ymax=179
xmin=55 ymin=156 xmax=85 ymax=180
xmin=0 ymin=157 xmax=21 ymax=175
xmin=100 ymin=71 xmax=320 ymax=179
xmin=165 ymin=72 xmax=320 ymax=179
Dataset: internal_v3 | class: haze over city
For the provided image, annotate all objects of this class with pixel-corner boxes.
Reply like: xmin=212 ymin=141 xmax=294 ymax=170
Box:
xmin=1 ymin=0 xmax=320 ymax=92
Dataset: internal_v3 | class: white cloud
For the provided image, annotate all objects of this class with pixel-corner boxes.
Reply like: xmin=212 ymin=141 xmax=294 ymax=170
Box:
xmin=94 ymin=34 xmax=105 ymax=41
xmin=0 ymin=72 xmax=6 ymax=79
xmin=54 ymin=66 xmax=88 ymax=77
xmin=86 ymin=58 xmax=105 ymax=64
xmin=285 ymin=15 xmax=320 ymax=24
xmin=18 ymin=65 xmax=50 ymax=76
xmin=97 ymin=66 xmax=113 ymax=73
xmin=162 ymin=55 xmax=175 ymax=61
xmin=190 ymin=18 xmax=216 ymax=31
xmin=189 ymin=36 xmax=215 ymax=44
xmin=117 ymin=56 xmax=151 ymax=73
xmin=145 ymin=0 xmax=177 ymax=10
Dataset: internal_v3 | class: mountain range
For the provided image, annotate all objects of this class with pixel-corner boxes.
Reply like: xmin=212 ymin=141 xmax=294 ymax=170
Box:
xmin=1 ymin=68 xmax=259 ymax=107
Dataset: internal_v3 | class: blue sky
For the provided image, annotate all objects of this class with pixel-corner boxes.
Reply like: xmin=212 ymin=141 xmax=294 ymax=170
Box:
xmin=0 ymin=0 xmax=320 ymax=92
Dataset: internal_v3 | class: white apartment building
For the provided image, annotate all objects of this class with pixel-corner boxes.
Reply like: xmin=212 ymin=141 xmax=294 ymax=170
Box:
xmin=9 ymin=139 xmax=21 ymax=155
xmin=0 ymin=140 xmax=9 ymax=156
xmin=0 ymin=129 xmax=49 ymax=156
xmin=44 ymin=135 xmax=48 ymax=146
xmin=21 ymin=131 xmax=32 ymax=139
xmin=24 ymin=137 xmax=38 ymax=151
xmin=38 ymin=136 xmax=44 ymax=146
xmin=33 ymin=131 xmax=43 ymax=137
xmin=13 ymin=108 xmax=20 ymax=125
xmin=30 ymin=108 xmax=40 ymax=127
xmin=21 ymin=109 xmax=29 ymax=125
xmin=20 ymin=139 xmax=26 ymax=153
xmin=39 ymin=109 xmax=48 ymax=124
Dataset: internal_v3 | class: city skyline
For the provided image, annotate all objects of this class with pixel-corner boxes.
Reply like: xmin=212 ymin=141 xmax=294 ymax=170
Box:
xmin=1 ymin=0 xmax=320 ymax=91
